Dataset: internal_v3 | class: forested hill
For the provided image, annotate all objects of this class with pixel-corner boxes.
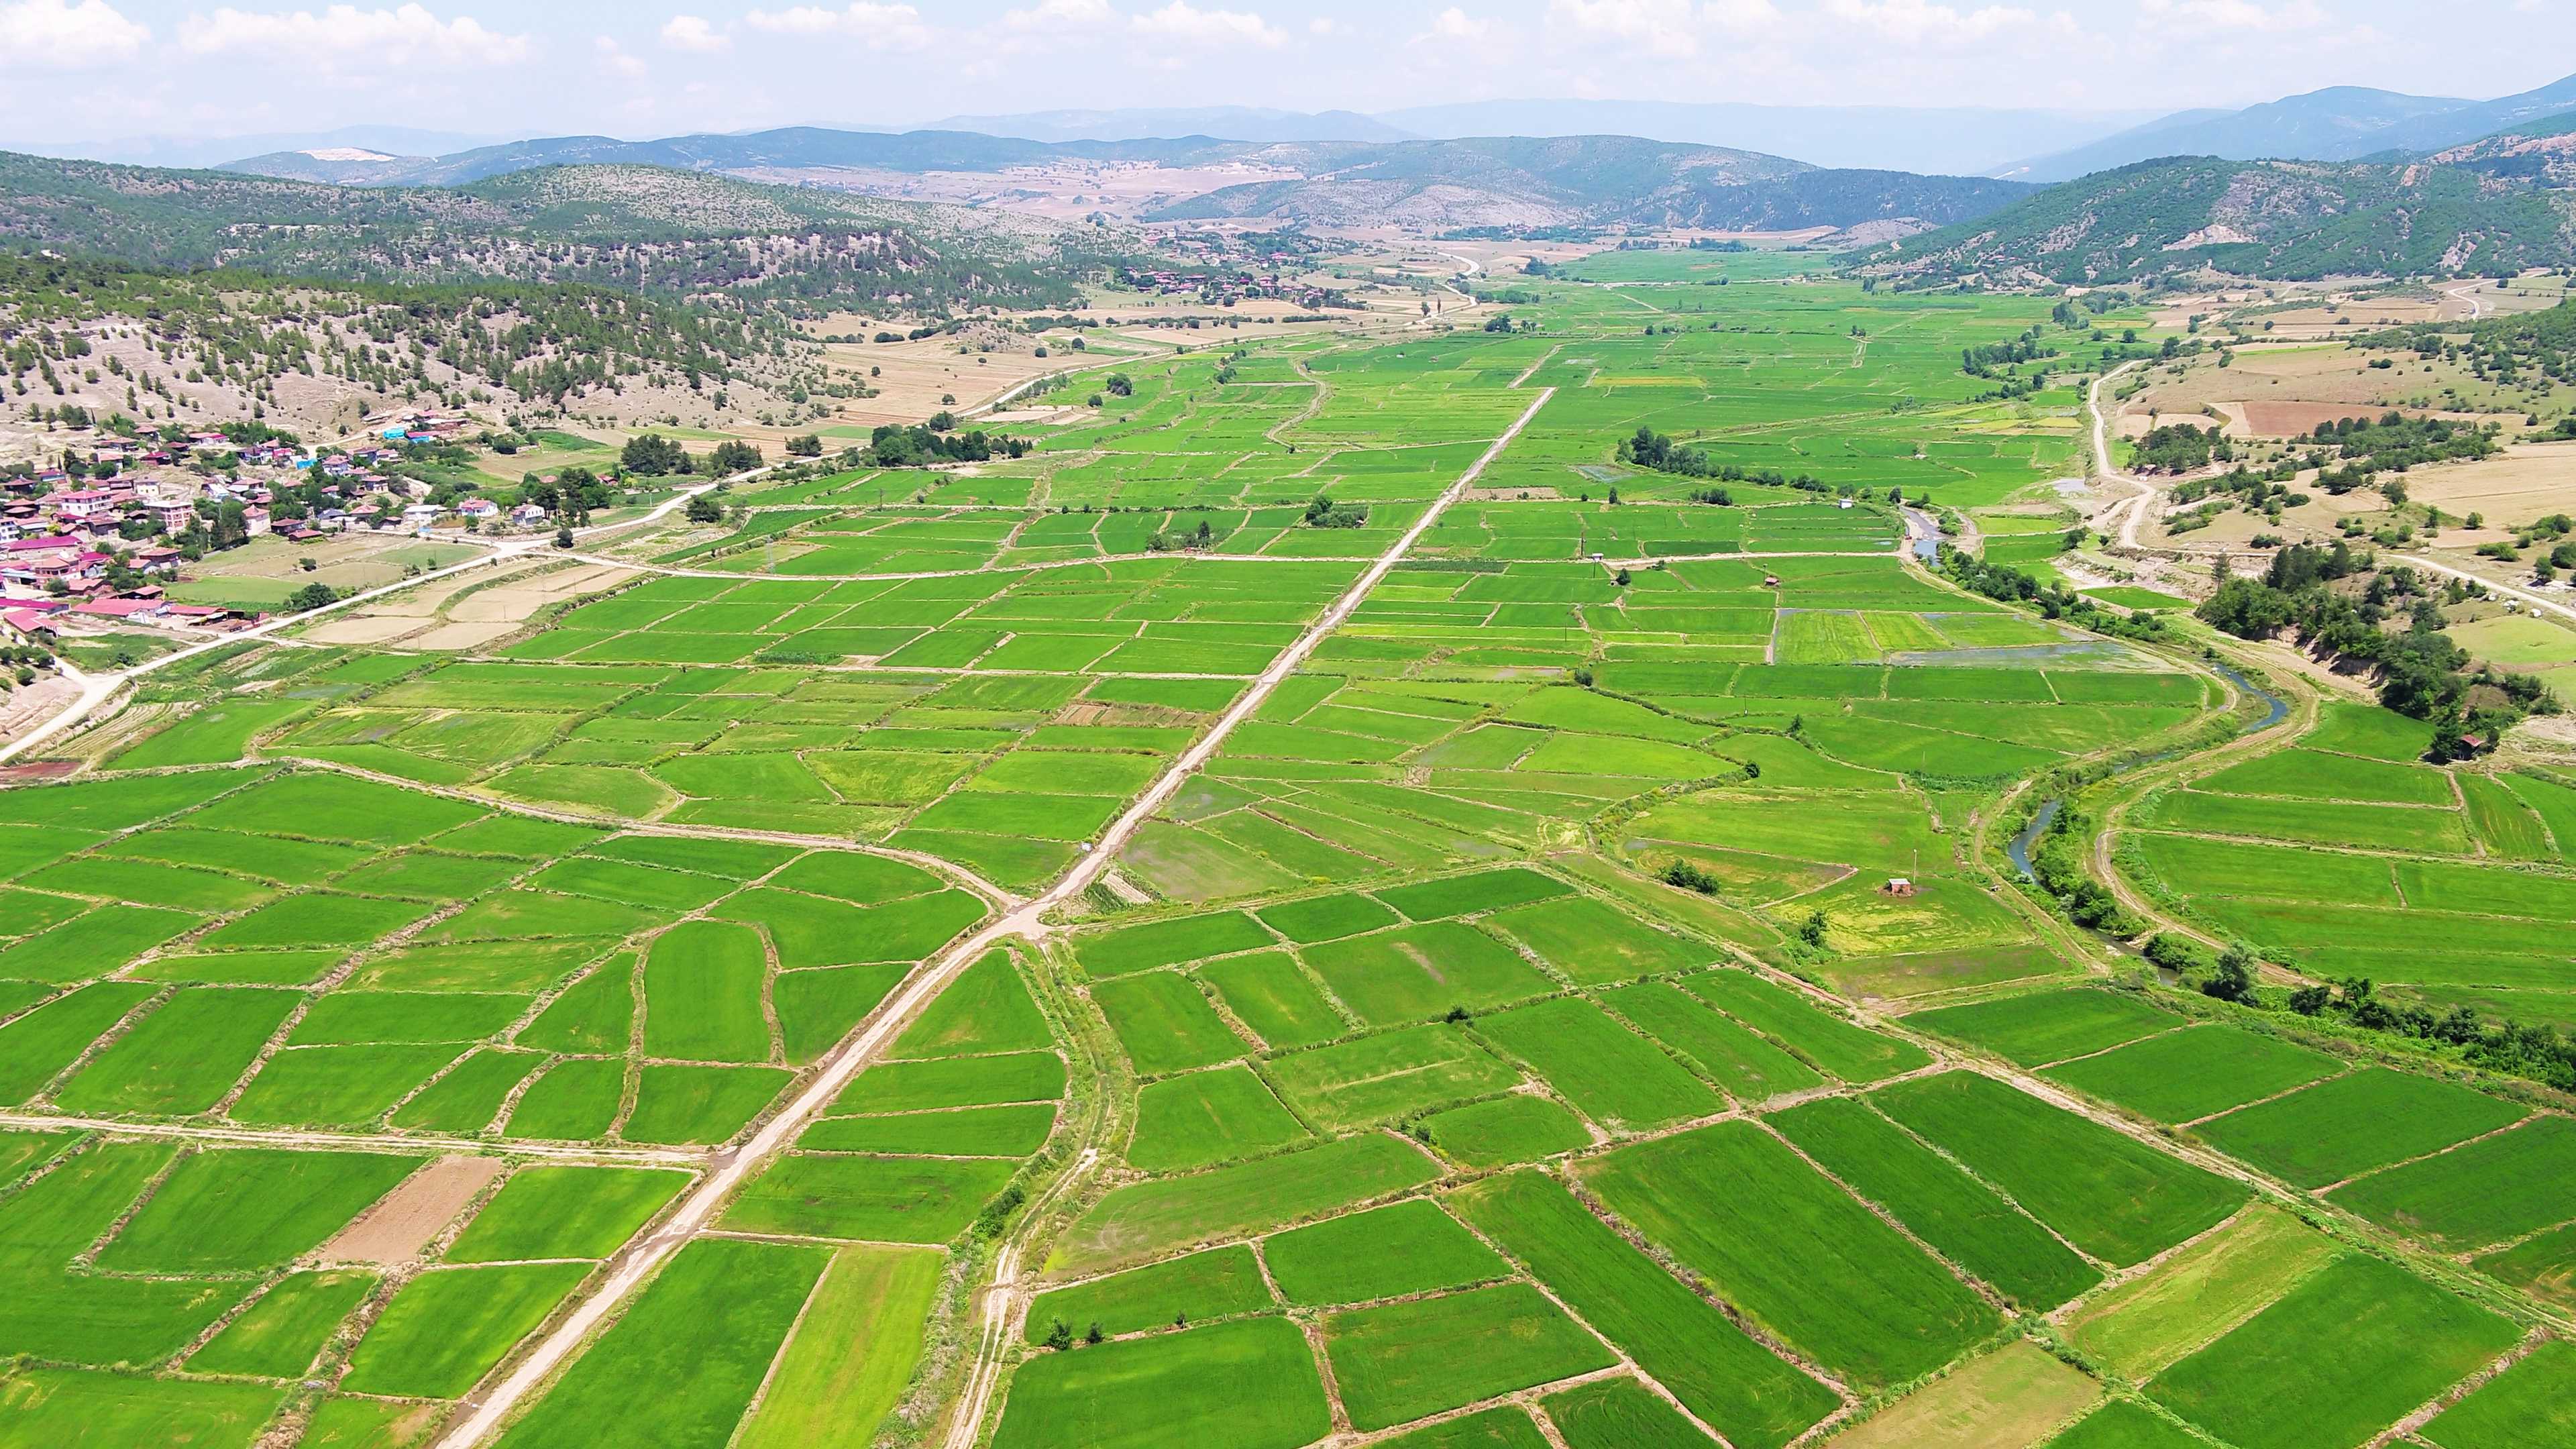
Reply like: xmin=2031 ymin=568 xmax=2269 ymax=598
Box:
xmin=1855 ymin=155 xmax=2576 ymax=285
xmin=0 ymin=151 xmax=1098 ymax=317
xmin=0 ymin=251 xmax=806 ymax=431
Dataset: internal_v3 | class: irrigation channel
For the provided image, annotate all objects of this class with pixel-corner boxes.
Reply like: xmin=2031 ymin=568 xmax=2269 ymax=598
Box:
xmin=2006 ymin=800 xmax=2061 ymax=881
xmin=2008 ymin=658 xmax=2288 ymax=881
xmin=2211 ymin=661 xmax=2290 ymax=732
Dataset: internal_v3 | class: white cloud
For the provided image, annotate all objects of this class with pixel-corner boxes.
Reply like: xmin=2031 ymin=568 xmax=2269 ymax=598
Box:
xmin=1130 ymin=1 xmax=1287 ymax=48
xmin=660 ymin=13 xmax=729 ymax=51
xmin=743 ymin=3 xmax=933 ymax=48
xmin=1426 ymin=6 xmax=1491 ymax=38
xmin=1823 ymin=0 xmax=2045 ymax=43
xmin=1702 ymin=0 xmax=1782 ymax=29
xmin=0 ymin=0 xmax=150 ymax=67
xmin=1546 ymin=0 xmax=1707 ymax=55
xmin=1002 ymin=0 xmax=1114 ymax=29
xmin=1308 ymin=15 xmax=1342 ymax=35
xmin=2139 ymin=0 xmax=2326 ymax=30
xmin=178 ymin=5 xmax=531 ymax=64
xmin=595 ymin=34 xmax=647 ymax=77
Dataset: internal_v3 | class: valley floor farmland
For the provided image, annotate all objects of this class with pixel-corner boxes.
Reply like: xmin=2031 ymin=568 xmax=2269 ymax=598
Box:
xmin=1 ymin=254 xmax=2573 ymax=1449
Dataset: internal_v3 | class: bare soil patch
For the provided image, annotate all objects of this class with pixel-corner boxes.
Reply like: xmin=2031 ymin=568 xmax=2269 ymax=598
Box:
xmin=2238 ymin=400 xmax=2416 ymax=436
xmin=321 ymin=1155 xmax=506 ymax=1265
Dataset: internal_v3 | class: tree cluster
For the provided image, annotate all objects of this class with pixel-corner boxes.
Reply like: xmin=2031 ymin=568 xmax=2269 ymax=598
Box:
xmin=2129 ymin=423 xmax=2234 ymax=475
xmin=1939 ymin=545 xmax=2169 ymax=643
xmin=865 ymin=425 xmax=1028 ymax=468
xmin=2196 ymin=545 xmax=2552 ymax=739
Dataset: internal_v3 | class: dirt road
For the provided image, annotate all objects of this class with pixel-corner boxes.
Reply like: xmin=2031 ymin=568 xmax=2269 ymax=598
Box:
xmin=431 ymin=385 xmax=1558 ymax=1448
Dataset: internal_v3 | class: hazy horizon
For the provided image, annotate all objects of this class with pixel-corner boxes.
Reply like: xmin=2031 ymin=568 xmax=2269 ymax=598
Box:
xmin=0 ymin=0 xmax=2569 ymax=156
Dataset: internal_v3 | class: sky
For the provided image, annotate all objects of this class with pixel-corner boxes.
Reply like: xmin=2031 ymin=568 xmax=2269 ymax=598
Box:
xmin=1 ymin=0 xmax=2571 ymax=148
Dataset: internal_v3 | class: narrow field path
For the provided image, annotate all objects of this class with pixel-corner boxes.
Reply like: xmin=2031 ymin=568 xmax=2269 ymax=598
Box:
xmin=558 ymin=544 xmax=1389 ymax=584
xmin=1266 ymin=357 xmax=1336 ymax=445
xmin=0 ymin=1112 xmax=704 ymax=1166
xmin=431 ymin=384 xmax=1558 ymax=1449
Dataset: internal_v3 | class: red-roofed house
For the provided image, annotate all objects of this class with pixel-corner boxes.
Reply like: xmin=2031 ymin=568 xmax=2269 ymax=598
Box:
xmin=72 ymin=597 xmax=167 ymax=623
xmin=0 ymin=608 xmax=57 ymax=642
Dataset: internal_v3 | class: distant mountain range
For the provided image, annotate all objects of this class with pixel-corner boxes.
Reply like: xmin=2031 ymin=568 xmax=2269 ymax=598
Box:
xmin=916 ymin=101 xmax=2167 ymax=175
xmin=2006 ymin=72 xmax=2576 ymax=181
xmin=1371 ymin=101 xmax=2163 ymax=177
xmin=1140 ymin=137 xmax=2028 ymax=233
xmin=221 ymin=129 xmax=1242 ymax=189
xmin=30 ymin=125 xmax=508 ymax=172
xmin=215 ymin=128 xmax=2031 ymax=238
xmin=25 ymin=71 xmax=2576 ymax=191
xmin=918 ymin=107 xmax=1414 ymax=146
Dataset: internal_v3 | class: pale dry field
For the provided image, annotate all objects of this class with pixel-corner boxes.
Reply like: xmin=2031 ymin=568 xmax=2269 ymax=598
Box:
xmin=2324 ymin=441 xmax=2576 ymax=531
xmin=299 ymin=561 xmax=634 ymax=650
xmin=2120 ymin=344 xmax=2526 ymax=441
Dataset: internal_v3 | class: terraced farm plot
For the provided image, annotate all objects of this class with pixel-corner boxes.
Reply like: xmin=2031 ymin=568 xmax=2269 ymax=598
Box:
xmin=1299 ymin=922 xmax=1554 ymax=1024
xmin=991 ymin=1316 xmax=1330 ymax=1449
xmin=1874 ymin=1072 xmax=2249 ymax=1266
xmin=342 ymin=1261 xmax=592 ymax=1398
xmin=1682 ymin=969 xmax=1932 ymax=1082
xmin=723 ymin=1152 xmax=1018 ymax=1242
xmin=2061 ymin=1207 xmax=2339 ymax=1381
xmin=1052 ymin=1135 xmax=1442 ymax=1275
xmin=2149 ymin=1254 xmax=2517 ymax=1449
xmin=2188 ymin=1068 xmax=2526 ymax=1189
xmin=1481 ymin=894 xmax=1713 ymax=983
xmin=1024 ymin=1245 xmax=1275 ymax=1344
xmin=1262 ymin=1023 xmax=1521 ymax=1129
xmin=1263 ymin=1199 xmax=1509 ymax=1307
xmin=1128 ymin=1065 xmax=1311 ymax=1170
xmin=1324 ymin=1283 xmax=1616 ymax=1431
xmin=491 ymin=1238 xmax=831 ymax=1449
xmin=1450 ymin=1171 xmax=1837 ymax=1448
xmin=1769 ymin=1095 xmax=2100 ymax=1308
xmin=1196 ymin=951 xmax=1348 ymax=1049
xmin=1093 ymin=972 xmax=1248 ymax=1075
xmin=2326 ymin=1115 xmax=2576 ymax=1250
xmin=1417 ymin=1093 xmax=1594 ymax=1167
xmin=2418 ymin=1338 xmax=2576 ymax=1449
xmin=2040 ymin=1025 xmax=2343 ymax=1124
xmin=1599 ymin=981 xmax=1826 ymax=1101
xmin=735 ymin=1246 xmax=945 ymax=1449
xmin=1580 ymin=1120 xmax=2001 ymax=1388
xmin=188 ymin=1269 xmax=377 ymax=1378
xmin=447 ymin=1166 xmax=692 ymax=1263
xmin=1472 ymin=997 xmax=1721 ymax=1130
xmin=1906 ymin=988 xmax=2181 ymax=1067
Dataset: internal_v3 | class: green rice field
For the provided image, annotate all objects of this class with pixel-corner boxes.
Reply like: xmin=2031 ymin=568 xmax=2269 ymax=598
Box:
xmin=0 ymin=259 xmax=2557 ymax=1449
